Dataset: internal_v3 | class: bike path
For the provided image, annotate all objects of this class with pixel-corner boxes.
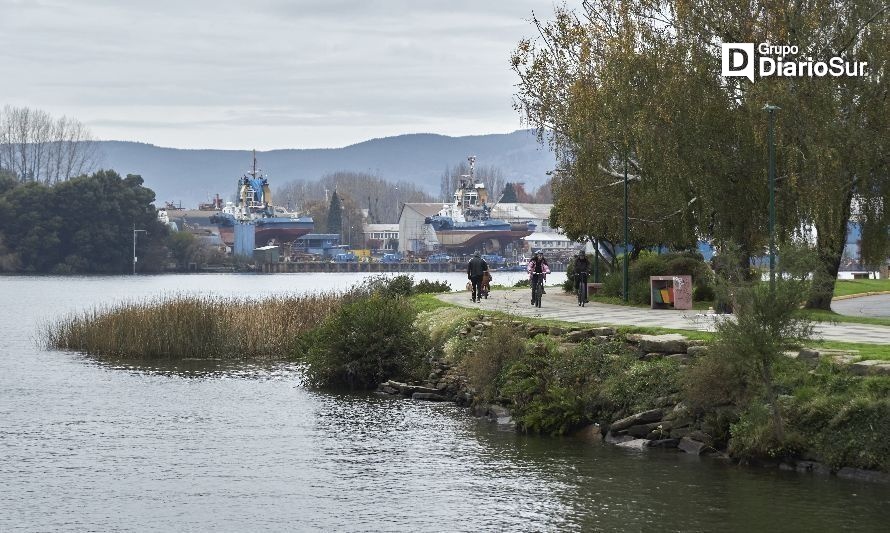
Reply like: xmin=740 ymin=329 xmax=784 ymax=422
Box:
xmin=437 ymin=288 xmax=890 ymax=345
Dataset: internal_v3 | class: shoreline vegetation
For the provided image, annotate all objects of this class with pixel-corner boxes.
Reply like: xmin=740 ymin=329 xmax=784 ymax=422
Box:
xmin=44 ymin=276 xmax=890 ymax=482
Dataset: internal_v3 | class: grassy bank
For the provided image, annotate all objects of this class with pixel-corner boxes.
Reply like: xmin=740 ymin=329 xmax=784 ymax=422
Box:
xmin=834 ymin=279 xmax=890 ymax=297
xmin=416 ymin=305 xmax=890 ymax=474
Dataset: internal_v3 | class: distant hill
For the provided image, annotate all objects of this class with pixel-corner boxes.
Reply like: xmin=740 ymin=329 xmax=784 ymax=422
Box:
xmin=97 ymin=130 xmax=555 ymax=207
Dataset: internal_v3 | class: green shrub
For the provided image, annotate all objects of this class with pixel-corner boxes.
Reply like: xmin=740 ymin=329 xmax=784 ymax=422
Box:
xmin=500 ymin=341 xmax=590 ymax=435
xmin=599 ymin=357 xmax=682 ymax=416
xmin=349 ymin=274 xmax=415 ymax=299
xmin=463 ymin=323 xmax=525 ymax=402
xmin=414 ymin=279 xmax=451 ymax=294
xmin=514 ymin=279 xmax=530 ymax=288
xmin=693 ymin=285 xmax=716 ymax=302
xmin=301 ymin=295 xmax=427 ymax=389
xmin=729 ymin=401 xmax=806 ymax=461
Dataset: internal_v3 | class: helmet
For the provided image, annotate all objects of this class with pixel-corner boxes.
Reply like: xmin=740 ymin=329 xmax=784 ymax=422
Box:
xmin=577 ymin=249 xmax=586 ymax=256
xmin=473 ymin=250 xmax=481 ymax=257
xmin=534 ymin=249 xmax=543 ymax=256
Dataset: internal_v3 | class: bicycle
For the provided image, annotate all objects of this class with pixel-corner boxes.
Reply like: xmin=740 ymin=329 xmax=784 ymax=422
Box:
xmin=530 ymin=272 xmax=544 ymax=308
xmin=576 ymin=271 xmax=589 ymax=307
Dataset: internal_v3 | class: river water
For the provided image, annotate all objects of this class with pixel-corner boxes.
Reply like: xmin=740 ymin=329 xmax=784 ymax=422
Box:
xmin=1 ymin=274 xmax=889 ymax=532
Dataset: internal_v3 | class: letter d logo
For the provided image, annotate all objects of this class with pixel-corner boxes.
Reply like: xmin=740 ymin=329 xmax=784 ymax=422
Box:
xmin=722 ymin=43 xmax=754 ymax=82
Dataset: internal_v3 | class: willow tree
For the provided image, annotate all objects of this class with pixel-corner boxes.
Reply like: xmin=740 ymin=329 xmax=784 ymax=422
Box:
xmin=514 ymin=0 xmax=889 ymax=308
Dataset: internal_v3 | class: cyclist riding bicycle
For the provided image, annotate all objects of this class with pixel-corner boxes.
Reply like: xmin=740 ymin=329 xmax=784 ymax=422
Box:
xmin=573 ymin=249 xmax=590 ymax=304
xmin=526 ymin=250 xmax=551 ymax=305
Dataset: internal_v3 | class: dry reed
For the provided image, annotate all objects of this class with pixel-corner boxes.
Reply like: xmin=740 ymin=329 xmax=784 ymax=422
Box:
xmin=43 ymin=293 xmax=343 ymax=360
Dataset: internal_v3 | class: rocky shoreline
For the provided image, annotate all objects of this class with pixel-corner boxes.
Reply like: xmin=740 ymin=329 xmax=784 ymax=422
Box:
xmin=377 ymin=314 xmax=890 ymax=484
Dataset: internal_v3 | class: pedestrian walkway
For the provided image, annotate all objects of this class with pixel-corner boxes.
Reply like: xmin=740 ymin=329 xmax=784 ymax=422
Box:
xmin=832 ymin=294 xmax=890 ymax=319
xmin=438 ymin=288 xmax=890 ymax=345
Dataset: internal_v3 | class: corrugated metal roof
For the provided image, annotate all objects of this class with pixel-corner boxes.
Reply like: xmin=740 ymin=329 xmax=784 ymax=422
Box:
xmin=490 ymin=203 xmax=553 ymax=220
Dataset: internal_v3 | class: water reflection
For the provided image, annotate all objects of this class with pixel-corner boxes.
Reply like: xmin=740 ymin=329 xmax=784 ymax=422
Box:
xmin=3 ymin=274 xmax=890 ymax=531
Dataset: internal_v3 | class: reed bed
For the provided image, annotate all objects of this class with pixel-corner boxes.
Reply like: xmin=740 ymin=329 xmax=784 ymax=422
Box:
xmin=44 ymin=293 xmax=343 ymax=360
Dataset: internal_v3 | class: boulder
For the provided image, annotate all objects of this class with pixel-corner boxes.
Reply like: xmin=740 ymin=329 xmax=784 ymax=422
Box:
xmin=557 ymin=343 xmax=580 ymax=355
xmin=625 ymin=422 xmax=664 ymax=438
xmin=591 ymin=327 xmax=616 ymax=336
xmin=686 ymin=346 xmax=710 ymax=357
xmin=609 ymin=408 xmax=665 ymax=432
xmin=646 ymin=438 xmax=681 ymax=449
xmin=797 ymin=348 xmax=820 ymax=361
xmin=669 ymin=427 xmax=693 ymax=439
xmin=850 ymin=360 xmax=890 ymax=376
xmin=412 ymin=392 xmax=447 ymax=401
xmin=836 ymin=467 xmax=890 ymax=484
xmin=565 ymin=330 xmax=595 ymax=342
xmin=574 ymin=424 xmax=605 ymax=443
xmin=615 ymin=438 xmax=651 ymax=450
xmin=379 ymin=385 xmax=399 ymax=395
xmin=678 ymin=437 xmax=708 ymax=455
xmin=686 ymin=430 xmax=714 ymax=446
xmin=795 ymin=461 xmax=831 ymax=476
xmin=605 ymin=432 xmax=635 ymax=445
xmin=635 ymin=334 xmax=690 ymax=354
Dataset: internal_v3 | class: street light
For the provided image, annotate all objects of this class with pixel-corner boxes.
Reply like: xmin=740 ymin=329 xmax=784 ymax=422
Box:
xmin=763 ymin=103 xmax=780 ymax=292
xmin=133 ymin=224 xmax=146 ymax=275
xmin=623 ymin=156 xmax=629 ymax=302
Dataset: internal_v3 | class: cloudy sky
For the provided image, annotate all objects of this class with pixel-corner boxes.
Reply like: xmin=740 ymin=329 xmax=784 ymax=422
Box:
xmin=1 ymin=0 xmax=562 ymax=149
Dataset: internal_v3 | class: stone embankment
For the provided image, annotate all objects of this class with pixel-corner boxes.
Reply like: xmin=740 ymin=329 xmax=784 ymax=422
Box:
xmin=376 ymin=315 xmax=890 ymax=483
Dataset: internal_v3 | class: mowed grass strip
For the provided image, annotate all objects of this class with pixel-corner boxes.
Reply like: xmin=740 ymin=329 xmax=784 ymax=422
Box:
xmin=834 ymin=279 xmax=890 ymax=298
xmin=43 ymin=294 xmax=343 ymax=360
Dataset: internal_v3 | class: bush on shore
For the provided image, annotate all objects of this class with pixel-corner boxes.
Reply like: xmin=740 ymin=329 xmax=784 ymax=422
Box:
xmin=300 ymin=293 xmax=428 ymax=389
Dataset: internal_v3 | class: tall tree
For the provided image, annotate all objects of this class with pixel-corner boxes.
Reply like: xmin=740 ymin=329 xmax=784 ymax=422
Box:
xmin=0 ymin=105 xmax=99 ymax=184
xmin=327 ymin=191 xmax=343 ymax=238
xmin=501 ymin=183 xmax=518 ymax=203
xmin=513 ymin=1 xmax=889 ymax=306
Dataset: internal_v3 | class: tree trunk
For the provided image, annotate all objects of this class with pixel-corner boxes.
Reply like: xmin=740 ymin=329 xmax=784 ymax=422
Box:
xmin=806 ymin=187 xmax=854 ymax=310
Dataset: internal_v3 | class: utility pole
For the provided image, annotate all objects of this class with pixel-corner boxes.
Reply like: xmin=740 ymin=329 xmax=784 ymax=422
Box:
xmin=763 ymin=103 xmax=780 ymax=292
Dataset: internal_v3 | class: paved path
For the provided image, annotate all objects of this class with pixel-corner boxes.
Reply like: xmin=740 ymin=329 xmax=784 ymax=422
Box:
xmin=832 ymin=294 xmax=890 ymax=318
xmin=439 ymin=289 xmax=890 ymax=345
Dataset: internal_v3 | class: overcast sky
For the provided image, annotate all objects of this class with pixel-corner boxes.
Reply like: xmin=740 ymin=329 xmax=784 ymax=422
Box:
xmin=1 ymin=0 xmax=562 ymax=150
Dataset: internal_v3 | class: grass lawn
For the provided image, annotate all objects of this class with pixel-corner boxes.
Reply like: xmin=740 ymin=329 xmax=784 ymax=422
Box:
xmin=833 ymin=279 xmax=890 ymax=297
xmin=798 ymin=308 xmax=890 ymax=328
xmin=810 ymin=340 xmax=890 ymax=362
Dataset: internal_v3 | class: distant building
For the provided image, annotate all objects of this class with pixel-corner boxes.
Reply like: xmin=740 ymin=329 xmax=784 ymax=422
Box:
xmin=292 ymin=233 xmax=341 ymax=257
xmin=363 ymin=223 xmax=399 ymax=251
xmin=489 ymin=203 xmax=554 ymax=231
xmin=398 ymin=203 xmax=443 ymax=253
xmin=524 ymin=231 xmax=574 ymax=252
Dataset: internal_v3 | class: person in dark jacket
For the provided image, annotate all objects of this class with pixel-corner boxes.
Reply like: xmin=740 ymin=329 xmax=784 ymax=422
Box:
xmin=467 ymin=251 xmax=489 ymax=303
xmin=573 ymin=250 xmax=591 ymax=301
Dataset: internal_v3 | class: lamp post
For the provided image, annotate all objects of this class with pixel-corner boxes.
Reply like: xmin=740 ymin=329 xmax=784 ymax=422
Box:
xmin=623 ymin=156 xmax=629 ymax=302
xmin=133 ymin=224 xmax=146 ymax=275
xmin=763 ymin=103 xmax=780 ymax=292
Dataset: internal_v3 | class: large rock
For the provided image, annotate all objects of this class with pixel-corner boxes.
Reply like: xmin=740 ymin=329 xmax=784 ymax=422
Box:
xmin=609 ymin=408 xmax=665 ymax=432
xmin=850 ymin=360 xmax=890 ymax=376
xmin=625 ymin=422 xmax=664 ymax=438
xmin=412 ymin=392 xmax=447 ymax=401
xmin=836 ymin=467 xmax=890 ymax=484
xmin=678 ymin=437 xmax=709 ymax=455
xmin=686 ymin=345 xmax=710 ymax=357
xmin=647 ymin=438 xmax=681 ymax=449
xmin=574 ymin=424 xmax=604 ymax=443
xmin=615 ymin=438 xmax=651 ymax=450
xmin=605 ymin=432 xmax=635 ymax=445
xmin=634 ymin=334 xmax=690 ymax=354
